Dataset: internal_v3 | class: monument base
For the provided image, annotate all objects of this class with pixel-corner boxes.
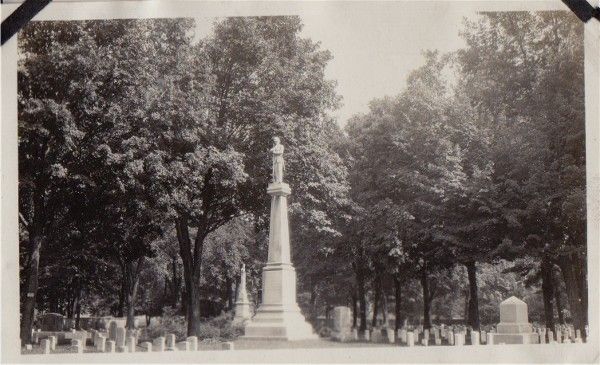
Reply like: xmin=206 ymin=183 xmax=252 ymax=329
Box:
xmin=242 ymin=263 xmax=317 ymax=341
xmin=489 ymin=333 xmax=539 ymax=345
xmin=242 ymin=306 xmax=318 ymax=341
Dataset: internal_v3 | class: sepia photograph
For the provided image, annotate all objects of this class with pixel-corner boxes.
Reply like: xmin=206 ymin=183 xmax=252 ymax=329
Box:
xmin=1 ymin=0 xmax=598 ymax=363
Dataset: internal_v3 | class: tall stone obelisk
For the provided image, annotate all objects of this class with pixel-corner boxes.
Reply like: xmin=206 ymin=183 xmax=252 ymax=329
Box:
xmin=243 ymin=137 xmax=317 ymax=340
xmin=233 ymin=264 xmax=252 ymax=324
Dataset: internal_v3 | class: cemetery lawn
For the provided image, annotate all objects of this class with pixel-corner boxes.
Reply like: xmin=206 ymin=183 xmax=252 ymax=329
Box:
xmin=229 ymin=339 xmax=395 ymax=350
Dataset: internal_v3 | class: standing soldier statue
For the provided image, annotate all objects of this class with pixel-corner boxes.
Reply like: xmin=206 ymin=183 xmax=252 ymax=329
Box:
xmin=271 ymin=137 xmax=285 ymax=183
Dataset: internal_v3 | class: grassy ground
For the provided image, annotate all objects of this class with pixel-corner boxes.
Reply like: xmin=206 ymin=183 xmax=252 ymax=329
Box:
xmin=21 ymin=338 xmax=400 ymax=355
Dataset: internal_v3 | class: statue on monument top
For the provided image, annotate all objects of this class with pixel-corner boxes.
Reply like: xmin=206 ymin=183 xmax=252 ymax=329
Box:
xmin=270 ymin=137 xmax=285 ymax=183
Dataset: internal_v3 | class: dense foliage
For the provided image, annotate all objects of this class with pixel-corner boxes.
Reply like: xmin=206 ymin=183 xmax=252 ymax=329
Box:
xmin=18 ymin=11 xmax=586 ymax=343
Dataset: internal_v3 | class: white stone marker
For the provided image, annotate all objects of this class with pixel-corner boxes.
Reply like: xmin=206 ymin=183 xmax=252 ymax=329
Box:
xmin=25 ymin=344 xmax=33 ymax=351
xmin=421 ymin=337 xmax=428 ymax=346
xmin=242 ymin=138 xmax=317 ymax=340
xmin=176 ymin=341 xmax=189 ymax=351
xmin=363 ymin=330 xmax=370 ymax=342
xmin=49 ymin=336 xmax=57 ymax=351
xmin=165 ymin=334 xmax=177 ymax=351
xmin=449 ymin=332 xmax=455 ymax=346
xmin=454 ymin=333 xmax=464 ymax=346
xmin=351 ymin=328 xmax=359 ymax=341
xmin=153 ymin=337 xmax=165 ymax=352
xmin=96 ymin=336 xmax=106 ymax=352
xmin=126 ymin=336 xmax=136 ymax=353
xmin=115 ymin=327 xmax=126 ymax=348
xmin=41 ymin=339 xmax=51 ymax=354
xmin=221 ymin=342 xmax=234 ymax=350
xmin=186 ymin=336 xmax=198 ymax=351
xmin=434 ymin=338 xmax=441 ymax=346
xmin=407 ymin=331 xmax=414 ymax=347
xmin=234 ymin=264 xmax=252 ymax=324
xmin=556 ymin=330 xmax=562 ymax=343
xmin=471 ymin=331 xmax=480 ymax=346
xmin=72 ymin=339 xmax=83 ymax=353
xmin=548 ymin=330 xmax=554 ymax=343
xmin=540 ymin=328 xmax=547 ymax=344
xmin=109 ymin=321 xmax=118 ymax=341
xmin=141 ymin=342 xmax=152 ymax=352
xmin=399 ymin=329 xmax=407 ymax=344
xmin=491 ymin=296 xmax=539 ymax=344
xmin=106 ymin=340 xmax=116 ymax=353
xmin=481 ymin=330 xmax=487 ymax=344
xmin=576 ymin=329 xmax=581 ymax=340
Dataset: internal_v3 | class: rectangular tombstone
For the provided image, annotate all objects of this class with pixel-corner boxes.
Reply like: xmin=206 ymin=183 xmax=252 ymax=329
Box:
xmin=454 ymin=333 xmax=464 ymax=346
xmin=363 ymin=330 xmax=370 ymax=342
xmin=351 ymin=328 xmax=359 ymax=341
xmin=106 ymin=340 xmax=116 ymax=353
xmin=221 ymin=342 xmax=234 ymax=350
xmin=71 ymin=339 xmax=83 ymax=353
xmin=165 ymin=334 xmax=177 ymax=351
xmin=126 ymin=336 xmax=136 ymax=353
xmin=115 ymin=327 xmax=126 ymax=348
xmin=176 ymin=341 xmax=189 ymax=351
xmin=49 ymin=336 xmax=57 ymax=351
xmin=448 ymin=332 xmax=455 ymax=346
xmin=153 ymin=336 xmax=165 ymax=352
xmin=332 ymin=306 xmax=352 ymax=332
xmin=141 ymin=342 xmax=152 ymax=352
xmin=471 ymin=331 xmax=480 ymax=346
xmin=41 ymin=339 xmax=51 ymax=354
xmin=407 ymin=332 xmax=414 ymax=347
xmin=186 ymin=336 xmax=198 ymax=351
xmin=399 ymin=329 xmax=407 ymax=344
xmin=116 ymin=346 xmax=128 ymax=353
xmin=548 ymin=330 xmax=554 ymax=343
xmin=384 ymin=328 xmax=394 ymax=343
xmin=109 ymin=321 xmax=118 ymax=341
xmin=96 ymin=336 xmax=106 ymax=352
xmin=421 ymin=338 xmax=428 ymax=346
xmin=556 ymin=331 xmax=562 ymax=343
xmin=481 ymin=330 xmax=487 ymax=344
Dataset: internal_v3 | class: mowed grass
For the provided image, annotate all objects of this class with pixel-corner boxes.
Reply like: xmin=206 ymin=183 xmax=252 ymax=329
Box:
xmin=22 ymin=338 xmax=397 ymax=355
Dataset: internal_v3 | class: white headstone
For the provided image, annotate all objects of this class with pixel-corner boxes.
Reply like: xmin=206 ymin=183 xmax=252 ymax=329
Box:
xmin=41 ymin=339 xmax=51 ymax=354
xmin=187 ymin=336 xmax=198 ymax=351
xmin=221 ymin=342 xmax=234 ymax=350
xmin=126 ymin=336 xmax=136 ymax=352
xmin=153 ymin=336 xmax=165 ymax=352
xmin=165 ymin=334 xmax=177 ymax=351
xmin=106 ymin=340 xmax=116 ymax=353
xmin=407 ymin=331 xmax=414 ymax=347
xmin=96 ymin=336 xmax=106 ymax=352
xmin=454 ymin=333 xmax=464 ymax=346
xmin=115 ymin=327 xmax=126 ymax=348
xmin=471 ymin=331 xmax=480 ymax=346
xmin=71 ymin=339 xmax=83 ymax=353
xmin=49 ymin=336 xmax=56 ymax=351
xmin=141 ymin=341 xmax=152 ymax=352
xmin=176 ymin=341 xmax=189 ymax=351
xmin=109 ymin=321 xmax=118 ymax=341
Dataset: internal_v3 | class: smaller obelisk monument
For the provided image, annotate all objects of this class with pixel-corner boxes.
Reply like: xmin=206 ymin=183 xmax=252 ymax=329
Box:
xmin=243 ymin=137 xmax=317 ymax=340
xmin=233 ymin=264 xmax=252 ymax=324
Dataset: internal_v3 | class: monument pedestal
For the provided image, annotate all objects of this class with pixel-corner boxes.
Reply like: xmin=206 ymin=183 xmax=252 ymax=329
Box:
xmin=490 ymin=296 xmax=539 ymax=345
xmin=243 ymin=180 xmax=317 ymax=340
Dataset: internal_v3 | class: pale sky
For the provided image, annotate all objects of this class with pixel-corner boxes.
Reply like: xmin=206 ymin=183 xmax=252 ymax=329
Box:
xmin=191 ymin=3 xmax=493 ymax=127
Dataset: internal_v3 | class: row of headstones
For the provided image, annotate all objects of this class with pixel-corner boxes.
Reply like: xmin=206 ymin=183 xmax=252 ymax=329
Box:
xmin=533 ymin=326 xmax=585 ymax=344
xmin=38 ymin=333 xmax=235 ymax=354
xmin=341 ymin=325 xmax=585 ymax=346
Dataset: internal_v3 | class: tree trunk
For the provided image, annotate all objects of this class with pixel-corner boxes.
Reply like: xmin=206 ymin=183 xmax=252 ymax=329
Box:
xmin=381 ymin=279 xmax=388 ymax=328
xmin=540 ymin=258 xmax=555 ymax=330
xmin=176 ymin=217 xmax=207 ymax=337
xmin=466 ymin=261 xmax=481 ymax=331
xmin=352 ymin=291 xmax=358 ymax=328
xmin=75 ymin=289 xmax=82 ymax=330
xmin=554 ymin=281 xmax=565 ymax=325
xmin=394 ymin=276 xmax=403 ymax=332
xmin=558 ymin=255 xmax=586 ymax=340
xmin=125 ymin=257 xmax=144 ymax=329
xmin=20 ymin=234 xmax=43 ymax=344
xmin=371 ymin=277 xmax=380 ymax=328
xmin=420 ymin=271 xmax=432 ymax=329
xmin=356 ymin=267 xmax=367 ymax=333
xmin=117 ymin=275 xmax=125 ymax=318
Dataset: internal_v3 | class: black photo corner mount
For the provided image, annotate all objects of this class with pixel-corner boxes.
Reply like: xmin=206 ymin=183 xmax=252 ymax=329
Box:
xmin=1 ymin=0 xmax=53 ymax=46
xmin=561 ymin=0 xmax=600 ymax=22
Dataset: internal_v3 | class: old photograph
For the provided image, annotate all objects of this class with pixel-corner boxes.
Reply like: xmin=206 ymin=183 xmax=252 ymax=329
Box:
xmin=1 ymin=0 xmax=597 ymax=363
